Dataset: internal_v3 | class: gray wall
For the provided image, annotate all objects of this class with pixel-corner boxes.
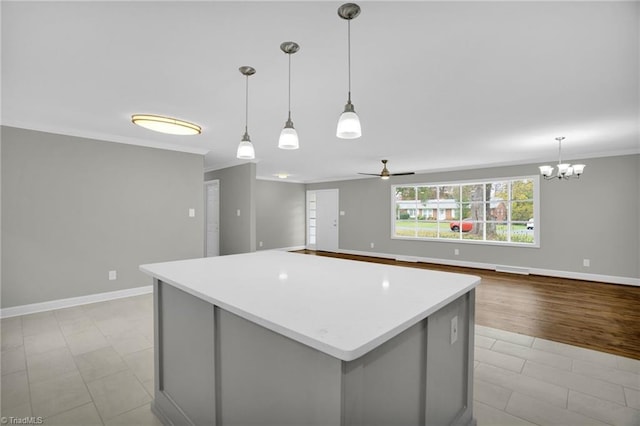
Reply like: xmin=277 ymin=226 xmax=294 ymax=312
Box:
xmin=255 ymin=179 xmax=305 ymax=250
xmin=308 ymin=154 xmax=639 ymax=280
xmin=204 ymin=163 xmax=256 ymax=255
xmin=1 ymin=126 xmax=204 ymax=308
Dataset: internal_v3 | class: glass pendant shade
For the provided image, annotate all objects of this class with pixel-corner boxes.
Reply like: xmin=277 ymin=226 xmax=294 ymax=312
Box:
xmin=237 ymin=132 xmax=255 ymax=160
xmin=336 ymin=102 xmax=361 ymax=139
xmin=572 ymin=164 xmax=586 ymax=175
xmin=539 ymin=165 xmax=553 ymax=177
xmin=278 ymin=121 xmax=299 ymax=149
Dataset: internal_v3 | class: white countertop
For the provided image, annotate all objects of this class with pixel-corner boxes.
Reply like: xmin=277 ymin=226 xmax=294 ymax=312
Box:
xmin=140 ymin=251 xmax=480 ymax=361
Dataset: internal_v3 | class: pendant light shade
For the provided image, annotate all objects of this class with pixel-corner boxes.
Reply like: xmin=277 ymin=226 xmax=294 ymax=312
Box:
xmin=337 ymin=102 xmax=361 ymax=139
xmin=237 ymin=66 xmax=256 ymax=160
xmin=237 ymin=131 xmax=255 ymax=159
xmin=337 ymin=3 xmax=362 ymax=139
xmin=278 ymin=41 xmax=300 ymax=150
xmin=278 ymin=121 xmax=299 ymax=149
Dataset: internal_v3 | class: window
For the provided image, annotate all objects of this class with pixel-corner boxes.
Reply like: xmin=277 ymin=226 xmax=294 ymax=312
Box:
xmin=392 ymin=176 xmax=538 ymax=246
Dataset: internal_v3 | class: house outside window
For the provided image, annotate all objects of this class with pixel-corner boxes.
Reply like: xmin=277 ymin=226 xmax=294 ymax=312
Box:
xmin=392 ymin=176 xmax=539 ymax=246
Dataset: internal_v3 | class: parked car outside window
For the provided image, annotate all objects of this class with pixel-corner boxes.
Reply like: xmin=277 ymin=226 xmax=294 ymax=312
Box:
xmin=450 ymin=218 xmax=473 ymax=232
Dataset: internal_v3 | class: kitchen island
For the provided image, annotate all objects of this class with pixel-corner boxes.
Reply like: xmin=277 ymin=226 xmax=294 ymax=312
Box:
xmin=140 ymin=251 xmax=480 ymax=425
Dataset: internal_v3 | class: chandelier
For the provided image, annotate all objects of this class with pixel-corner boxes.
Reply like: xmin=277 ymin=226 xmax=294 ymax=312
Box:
xmin=539 ymin=137 xmax=586 ymax=180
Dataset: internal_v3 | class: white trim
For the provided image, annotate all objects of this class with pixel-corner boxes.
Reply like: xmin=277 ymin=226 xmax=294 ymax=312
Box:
xmin=0 ymin=286 xmax=153 ymax=319
xmin=274 ymin=245 xmax=306 ymax=252
xmin=336 ymin=248 xmax=640 ymax=287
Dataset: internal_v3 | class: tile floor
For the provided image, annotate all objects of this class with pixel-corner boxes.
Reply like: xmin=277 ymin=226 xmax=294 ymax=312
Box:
xmin=1 ymin=293 xmax=639 ymax=425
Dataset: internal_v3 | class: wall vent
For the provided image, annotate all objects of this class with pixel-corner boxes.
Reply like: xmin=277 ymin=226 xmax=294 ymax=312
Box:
xmin=495 ymin=265 xmax=530 ymax=275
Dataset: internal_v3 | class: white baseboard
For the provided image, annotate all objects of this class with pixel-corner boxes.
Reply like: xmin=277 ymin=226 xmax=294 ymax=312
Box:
xmin=337 ymin=248 xmax=640 ymax=287
xmin=0 ymin=285 xmax=153 ymax=319
xmin=276 ymin=245 xmax=306 ymax=252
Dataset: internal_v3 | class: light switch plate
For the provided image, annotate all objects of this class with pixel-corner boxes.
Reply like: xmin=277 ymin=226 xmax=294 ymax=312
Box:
xmin=189 ymin=208 xmax=195 ymax=217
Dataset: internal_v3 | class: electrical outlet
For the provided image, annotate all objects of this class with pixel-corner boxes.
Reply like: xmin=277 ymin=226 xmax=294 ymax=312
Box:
xmin=236 ymin=209 xmax=241 ymax=217
xmin=259 ymin=241 xmax=263 ymax=247
xmin=108 ymin=270 xmax=117 ymax=281
xmin=583 ymin=259 xmax=590 ymax=267
xmin=450 ymin=316 xmax=458 ymax=344
xmin=370 ymin=242 xmax=375 ymax=249
xmin=188 ymin=208 xmax=195 ymax=217
xmin=454 ymin=249 xmax=460 ymax=256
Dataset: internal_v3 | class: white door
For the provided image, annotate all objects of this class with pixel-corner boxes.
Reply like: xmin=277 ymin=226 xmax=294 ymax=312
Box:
xmin=315 ymin=189 xmax=339 ymax=252
xmin=205 ymin=180 xmax=220 ymax=257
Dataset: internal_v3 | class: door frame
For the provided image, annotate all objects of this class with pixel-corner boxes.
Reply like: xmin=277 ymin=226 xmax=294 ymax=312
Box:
xmin=306 ymin=189 xmax=339 ymax=252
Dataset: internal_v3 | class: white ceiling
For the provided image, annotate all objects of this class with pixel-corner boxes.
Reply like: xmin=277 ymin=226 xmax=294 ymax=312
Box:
xmin=2 ymin=1 xmax=638 ymax=183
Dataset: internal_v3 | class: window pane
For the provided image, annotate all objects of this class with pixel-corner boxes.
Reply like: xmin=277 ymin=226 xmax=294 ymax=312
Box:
xmin=511 ymin=179 xmax=533 ymax=201
xmin=485 ymin=222 xmax=504 ymax=242
xmin=511 ymin=201 xmax=533 ymax=222
xmin=438 ymin=185 xmax=460 ymax=200
xmin=461 ymin=183 xmax=483 ymax=203
xmin=394 ymin=220 xmax=418 ymax=237
xmin=395 ymin=186 xmax=416 ymax=200
xmin=440 ymin=223 xmax=460 ymax=239
xmin=461 ymin=222 xmax=484 ymax=240
xmin=417 ymin=186 xmax=437 ymax=202
xmin=510 ymin=223 xmax=535 ymax=244
xmin=416 ymin=221 xmax=439 ymax=238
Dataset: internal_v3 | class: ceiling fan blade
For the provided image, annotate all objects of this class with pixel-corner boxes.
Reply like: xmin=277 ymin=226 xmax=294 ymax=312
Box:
xmin=390 ymin=172 xmax=415 ymax=176
xmin=358 ymin=173 xmax=382 ymax=176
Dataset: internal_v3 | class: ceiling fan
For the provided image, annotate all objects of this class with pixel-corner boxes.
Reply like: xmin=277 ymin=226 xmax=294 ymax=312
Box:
xmin=358 ymin=160 xmax=415 ymax=180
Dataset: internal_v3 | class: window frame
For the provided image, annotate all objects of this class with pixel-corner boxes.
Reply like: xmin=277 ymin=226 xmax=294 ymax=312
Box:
xmin=390 ymin=175 xmax=540 ymax=248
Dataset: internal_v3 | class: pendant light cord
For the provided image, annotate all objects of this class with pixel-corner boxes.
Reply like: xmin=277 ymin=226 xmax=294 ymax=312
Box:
xmin=347 ymin=19 xmax=352 ymax=103
xmin=245 ymin=75 xmax=249 ymax=132
xmin=288 ymin=53 xmax=292 ymax=120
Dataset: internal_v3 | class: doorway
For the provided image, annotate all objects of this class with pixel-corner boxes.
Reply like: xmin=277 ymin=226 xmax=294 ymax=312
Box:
xmin=306 ymin=189 xmax=339 ymax=252
xmin=205 ymin=180 xmax=220 ymax=257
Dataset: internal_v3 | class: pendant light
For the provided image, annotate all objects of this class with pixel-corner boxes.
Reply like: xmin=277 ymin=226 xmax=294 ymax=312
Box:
xmin=278 ymin=42 xmax=300 ymax=150
xmin=237 ymin=66 xmax=256 ymax=160
xmin=336 ymin=3 xmax=362 ymax=139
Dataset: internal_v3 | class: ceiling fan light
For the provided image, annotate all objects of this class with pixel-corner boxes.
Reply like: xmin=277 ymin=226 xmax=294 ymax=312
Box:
xmin=131 ymin=114 xmax=201 ymax=135
xmin=337 ymin=110 xmax=361 ymax=139
xmin=572 ymin=164 xmax=586 ymax=175
xmin=381 ymin=175 xmax=390 ymax=180
xmin=278 ymin=120 xmax=299 ymax=150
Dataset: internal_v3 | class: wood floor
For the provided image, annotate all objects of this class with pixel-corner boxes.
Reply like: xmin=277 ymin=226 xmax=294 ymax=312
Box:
xmin=294 ymin=250 xmax=640 ymax=360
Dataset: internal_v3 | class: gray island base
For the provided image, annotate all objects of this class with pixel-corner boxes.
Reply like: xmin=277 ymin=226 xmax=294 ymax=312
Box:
xmin=140 ymin=251 xmax=479 ymax=425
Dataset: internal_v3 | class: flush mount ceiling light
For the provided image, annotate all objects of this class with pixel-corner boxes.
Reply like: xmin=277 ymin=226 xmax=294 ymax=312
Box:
xmin=278 ymin=41 xmax=300 ymax=150
xmin=539 ymin=137 xmax=586 ymax=180
xmin=237 ymin=66 xmax=256 ymax=160
xmin=336 ymin=3 xmax=362 ymax=139
xmin=131 ymin=114 xmax=201 ymax=135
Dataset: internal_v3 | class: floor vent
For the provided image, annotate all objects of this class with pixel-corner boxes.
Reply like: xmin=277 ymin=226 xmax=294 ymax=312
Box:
xmin=495 ymin=265 xmax=530 ymax=275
